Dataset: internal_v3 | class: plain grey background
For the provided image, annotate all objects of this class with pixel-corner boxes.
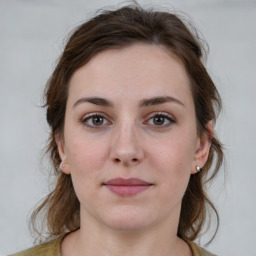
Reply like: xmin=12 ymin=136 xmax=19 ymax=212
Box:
xmin=1 ymin=0 xmax=256 ymax=255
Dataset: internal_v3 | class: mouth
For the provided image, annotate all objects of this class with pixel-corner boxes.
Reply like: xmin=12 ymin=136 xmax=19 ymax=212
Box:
xmin=103 ymin=177 xmax=153 ymax=197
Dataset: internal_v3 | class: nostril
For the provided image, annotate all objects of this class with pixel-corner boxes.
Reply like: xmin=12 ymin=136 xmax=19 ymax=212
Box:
xmin=132 ymin=158 xmax=138 ymax=162
xmin=114 ymin=158 xmax=121 ymax=163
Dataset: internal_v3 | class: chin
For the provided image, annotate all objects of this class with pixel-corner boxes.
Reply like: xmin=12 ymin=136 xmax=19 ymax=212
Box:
xmin=102 ymin=206 xmax=155 ymax=231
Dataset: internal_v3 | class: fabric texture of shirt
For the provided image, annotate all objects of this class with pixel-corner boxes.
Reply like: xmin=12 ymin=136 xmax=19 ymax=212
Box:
xmin=9 ymin=234 xmax=216 ymax=256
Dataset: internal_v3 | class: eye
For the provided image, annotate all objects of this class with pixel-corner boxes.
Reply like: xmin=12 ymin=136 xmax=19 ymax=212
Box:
xmin=81 ymin=113 xmax=111 ymax=128
xmin=145 ymin=113 xmax=175 ymax=128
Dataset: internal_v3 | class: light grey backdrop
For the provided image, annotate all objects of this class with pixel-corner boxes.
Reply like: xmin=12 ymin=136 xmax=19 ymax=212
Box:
xmin=1 ymin=0 xmax=256 ymax=255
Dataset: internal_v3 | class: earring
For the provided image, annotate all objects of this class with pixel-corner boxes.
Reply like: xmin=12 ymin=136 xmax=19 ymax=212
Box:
xmin=60 ymin=162 xmax=66 ymax=169
xmin=196 ymin=166 xmax=201 ymax=172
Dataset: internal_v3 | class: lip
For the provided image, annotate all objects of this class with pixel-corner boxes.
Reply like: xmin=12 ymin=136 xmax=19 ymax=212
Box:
xmin=104 ymin=177 xmax=152 ymax=186
xmin=103 ymin=178 xmax=153 ymax=196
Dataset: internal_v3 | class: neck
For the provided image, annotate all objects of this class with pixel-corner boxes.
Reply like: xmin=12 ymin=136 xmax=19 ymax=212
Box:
xmin=61 ymin=206 xmax=191 ymax=256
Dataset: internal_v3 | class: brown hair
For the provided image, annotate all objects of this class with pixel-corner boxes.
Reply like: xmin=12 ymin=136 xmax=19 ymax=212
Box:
xmin=31 ymin=3 xmax=223 ymax=244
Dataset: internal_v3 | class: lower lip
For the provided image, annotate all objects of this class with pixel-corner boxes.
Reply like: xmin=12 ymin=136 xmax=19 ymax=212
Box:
xmin=104 ymin=185 xmax=151 ymax=196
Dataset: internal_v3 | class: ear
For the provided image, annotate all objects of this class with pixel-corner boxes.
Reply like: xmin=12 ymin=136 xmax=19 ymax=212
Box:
xmin=191 ymin=121 xmax=213 ymax=174
xmin=55 ymin=134 xmax=71 ymax=175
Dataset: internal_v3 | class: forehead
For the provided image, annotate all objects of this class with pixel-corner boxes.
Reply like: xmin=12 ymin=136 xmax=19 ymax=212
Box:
xmin=68 ymin=43 xmax=193 ymax=106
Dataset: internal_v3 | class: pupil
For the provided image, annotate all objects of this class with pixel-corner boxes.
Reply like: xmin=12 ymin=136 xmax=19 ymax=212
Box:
xmin=154 ymin=116 xmax=164 ymax=125
xmin=93 ymin=116 xmax=103 ymax=125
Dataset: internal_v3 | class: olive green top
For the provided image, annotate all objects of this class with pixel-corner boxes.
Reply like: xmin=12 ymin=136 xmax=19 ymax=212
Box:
xmin=10 ymin=234 xmax=216 ymax=256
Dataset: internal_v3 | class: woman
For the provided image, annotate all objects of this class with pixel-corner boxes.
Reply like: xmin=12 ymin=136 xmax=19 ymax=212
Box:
xmin=11 ymin=3 xmax=223 ymax=256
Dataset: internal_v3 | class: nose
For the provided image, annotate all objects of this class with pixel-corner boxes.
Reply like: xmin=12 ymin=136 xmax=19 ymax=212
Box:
xmin=110 ymin=123 xmax=144 ymax=167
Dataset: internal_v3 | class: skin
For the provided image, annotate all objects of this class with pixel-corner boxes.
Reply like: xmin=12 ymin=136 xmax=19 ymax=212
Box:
xmin=56 ymin=43 xmax=212 ymax=256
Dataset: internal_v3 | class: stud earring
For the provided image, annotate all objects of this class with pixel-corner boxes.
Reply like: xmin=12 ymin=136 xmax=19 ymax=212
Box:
xmin=196 ymin=166 xmax=201 ymax=172
xmin=60 ymin=162 xmax=66 ymax=169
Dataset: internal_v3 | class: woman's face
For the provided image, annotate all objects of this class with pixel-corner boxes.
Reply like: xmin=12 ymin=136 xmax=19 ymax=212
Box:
xmin=57 ymin=44 xmax=211 ymax=232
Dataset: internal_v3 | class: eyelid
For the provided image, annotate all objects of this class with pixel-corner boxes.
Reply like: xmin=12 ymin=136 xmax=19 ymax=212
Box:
xmin=80 ymin=111 xmax=175 ymax=129
xmin=144 ymin=112 xmax=176 ymax=128
xmin=147 ymin=111 xmax=175 ymax=120
xmin=80 ymin=112 xmax=112 ymax=128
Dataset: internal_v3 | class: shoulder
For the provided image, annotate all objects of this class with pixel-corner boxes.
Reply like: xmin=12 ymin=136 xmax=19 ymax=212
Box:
xmin=186 ymin=240 xmax=217 ymax=256
xmin=9 ymin=236 xmax=63 ymax=256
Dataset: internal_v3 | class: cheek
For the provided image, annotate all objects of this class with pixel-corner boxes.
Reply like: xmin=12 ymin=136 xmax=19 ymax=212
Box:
xmin=66 ymin=134 xmax=109 ymax=173
xmin=65 ymin=136 xmax=109 ymax=205
xmin=148 ymin=135 xmax=196 ymax=194
xmin=149 ymin=136 xmax=195 ymax=173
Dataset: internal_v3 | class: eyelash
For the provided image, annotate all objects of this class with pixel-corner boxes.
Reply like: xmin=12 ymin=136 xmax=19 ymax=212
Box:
xmin=80 ymin=112 xmax=175 ymax=129
xmin=80 ymin=113 xmax=111 ymax=129
xmin=144 ymin=112 xmax=175 ymax=128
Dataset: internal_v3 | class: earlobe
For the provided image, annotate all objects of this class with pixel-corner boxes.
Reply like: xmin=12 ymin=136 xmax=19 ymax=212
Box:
xmin=192 ymin=121 xmax=213 ymax=174
xmin=59 ymin=160 xmax=71 ymax=175
xmin=55 ymin=134 xmax=71 ymax=175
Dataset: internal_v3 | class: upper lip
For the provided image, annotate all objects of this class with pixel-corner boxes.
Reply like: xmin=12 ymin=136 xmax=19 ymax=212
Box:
xmin=104 ymin=178 xmax=152 ymax=186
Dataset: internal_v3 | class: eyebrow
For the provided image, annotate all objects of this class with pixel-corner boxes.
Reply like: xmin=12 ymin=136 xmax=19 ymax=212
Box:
xmin=73 ymin=96 xmax=184 ymax=108
xmin=73 ymin=97 xmax=114 ymax=108
xmin=139 ymin=96 xmax=184 ymax=107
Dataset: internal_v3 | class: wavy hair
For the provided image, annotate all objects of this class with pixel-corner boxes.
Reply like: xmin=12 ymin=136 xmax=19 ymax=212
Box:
xmin=31 ymin=3 xmax=223 ymax=244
